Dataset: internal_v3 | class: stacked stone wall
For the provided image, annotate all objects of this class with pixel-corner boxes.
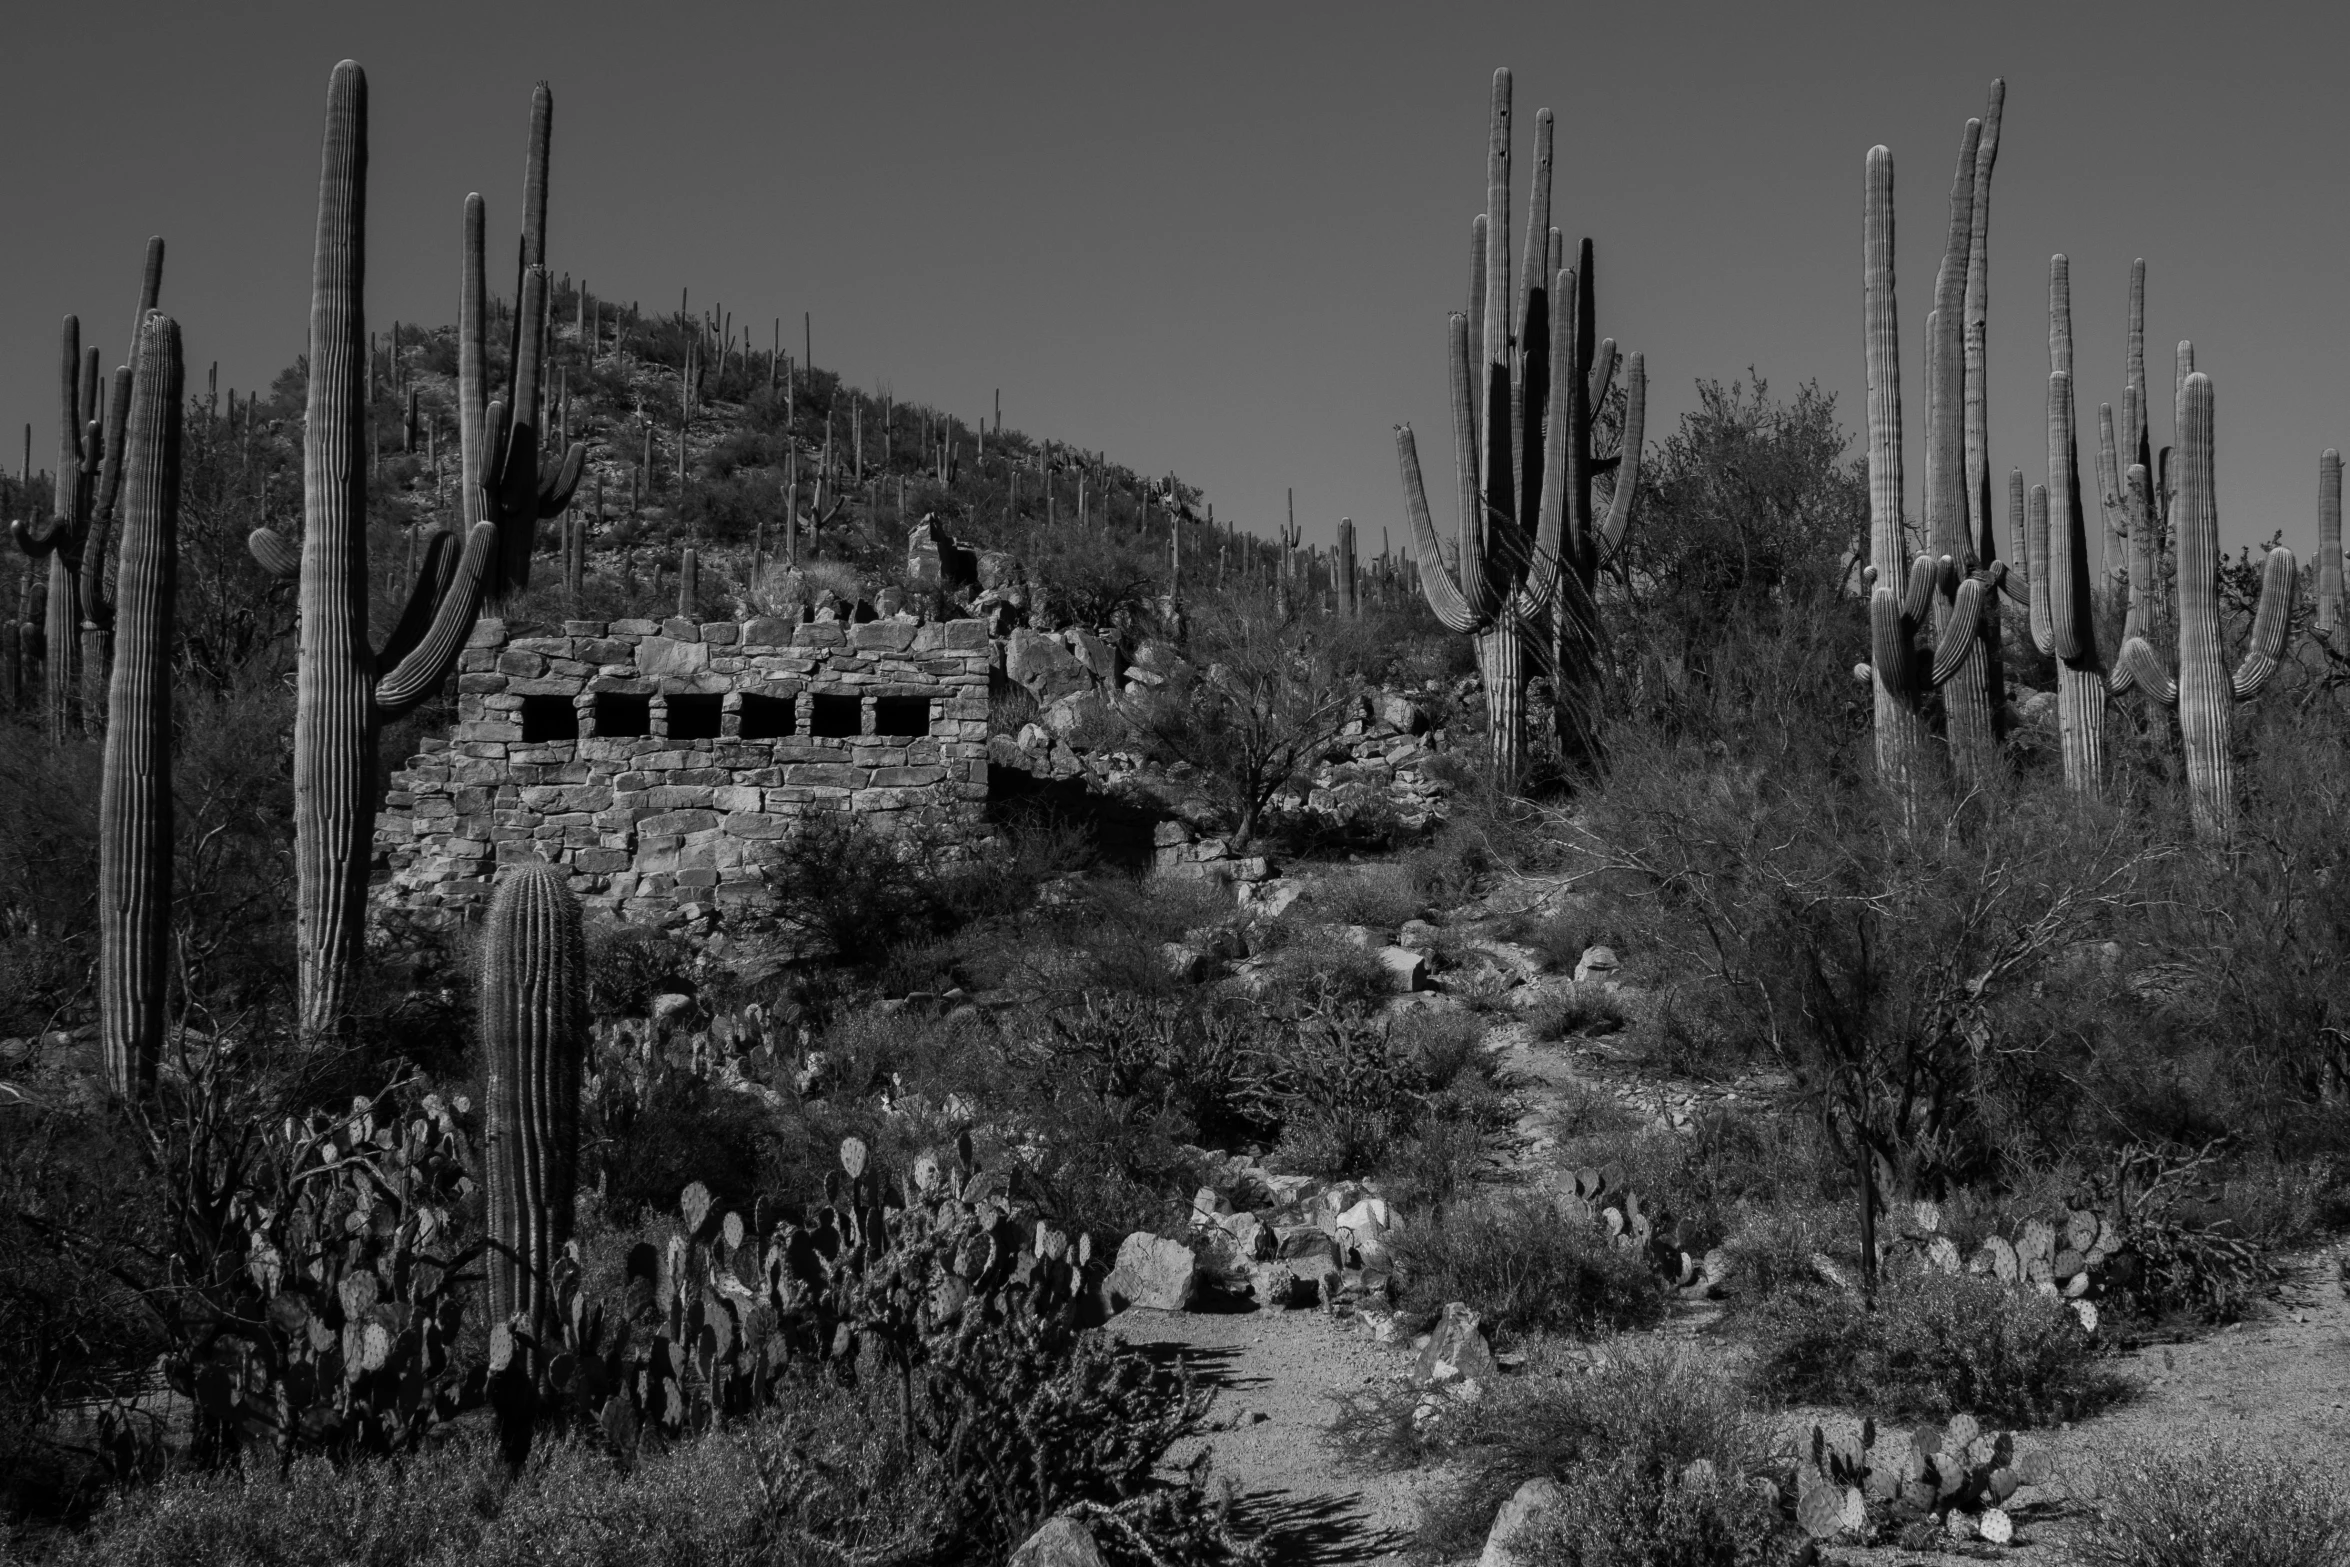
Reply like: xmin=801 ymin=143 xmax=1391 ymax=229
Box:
xmin=378 ymin=612 xmax=990 ymax=930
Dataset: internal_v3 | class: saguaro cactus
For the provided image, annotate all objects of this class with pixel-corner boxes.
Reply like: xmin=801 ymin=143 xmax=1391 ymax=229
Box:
xmin=97 ymin=309 xmax=181 ymax=1098
xmin=2317 ymin=448 xmax=2341 ymax=636
xmin=2012 ymin=255 xmax=2110 ymax=797
xmin=2110 ymin=369 xmax=2297 ymax=840
xmin=250 ymin=62 xmax=500 ymax=1037
xmin=1859 ymin=140 xmax=1999 ymax=813
xmin=1397 ymin=68 xmax=1643 ymax=778
xmin=481 ymin=857 xmax=586 ymax=1346
xmin=75 ymin=237 xmax=168 ymax=737
xmin=13 ymin=320 xmax=101 ymax=743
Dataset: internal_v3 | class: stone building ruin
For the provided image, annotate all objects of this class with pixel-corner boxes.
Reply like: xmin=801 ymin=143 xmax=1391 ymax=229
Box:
xmin=378 ymin=610 xmax=991 ymax=931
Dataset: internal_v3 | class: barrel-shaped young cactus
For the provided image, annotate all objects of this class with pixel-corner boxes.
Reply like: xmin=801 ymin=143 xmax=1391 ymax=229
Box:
xmin=96 ymin=310 xmax=181 ymax=1099
xmin=481 ymin=857 xmax=587 ymax=1348
xmin=251 ymin=63 xmax=501 ymax=1038
xmin=1396 ymin=68 xmax=1643 ymax=778
xmin=2110 ymin=369 xmax=2297 ymax=840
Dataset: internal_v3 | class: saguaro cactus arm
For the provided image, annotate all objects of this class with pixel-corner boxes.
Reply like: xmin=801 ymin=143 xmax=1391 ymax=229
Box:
xmin=2230 ymin=545 xmax=2297 ymax=701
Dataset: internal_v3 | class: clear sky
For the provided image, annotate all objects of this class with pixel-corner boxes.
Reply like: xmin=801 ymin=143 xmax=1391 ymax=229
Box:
xmin=0 ymin=1 xmax=2339 ymax=557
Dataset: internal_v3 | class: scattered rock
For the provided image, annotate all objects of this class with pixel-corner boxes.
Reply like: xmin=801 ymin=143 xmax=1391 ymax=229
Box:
xmin=1107 ymin=1232 xmax=1198 ymax=1312
xmin=1479 ymin=1477 xmax=1561 ymax=1567
xmin=1413 ymin=1301 xmax=1498 ymax=1389
xmin=1009 ymin=1515 xmax=1106 ymax=1567
xmin=1572 ymin=945 xmax=1619 ymax=983
xmin=1379 ymin=945 xmax=1430 ymax=991
xmin=1399 ymin=918 xmax=1442 ymax=949
xmin=1161 ymin=943 xmax=1216 ymax=982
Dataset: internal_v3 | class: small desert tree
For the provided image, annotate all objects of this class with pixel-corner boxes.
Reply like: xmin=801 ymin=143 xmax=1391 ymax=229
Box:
xmin=1120 ymin=603 xmax=1365 ymax=848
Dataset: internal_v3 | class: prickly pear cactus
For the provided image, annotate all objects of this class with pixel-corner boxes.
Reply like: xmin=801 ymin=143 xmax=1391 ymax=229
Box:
xmin=1791 ymin=1414 xmax=2050 ymax=1544
xmin=166 ymin=1085 xmax=484 ymax=1460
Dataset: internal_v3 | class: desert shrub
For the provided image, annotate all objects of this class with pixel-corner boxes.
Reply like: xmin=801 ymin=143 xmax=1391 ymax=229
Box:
xmin=1550 ymin=1111 xmax=1845 ymax=1268
xmin=1338 ymin=1345 xmax=1789 ymax=1564
xmin=1390 ymin=1193 xmax=1664 ymax=1339
xmin=1260 ymin=997 xmax=1514 ymax=1184
xmin=1294 ymin=862 xmax=1426 ymax=931
xmin=1747 ymin=1271 xmax=2123 ymax=1427
xmin=1489 ymin=907 xmax=1598 ymax=972
xmin=1516 ymin=1451 xmax=1801 ymax=1567
xmin=1523 ymin=984 xmax=1631 ymax=1040
xmin=33 ymin=1387 xmax=951 ymax=1567
xmin=592 ymin=1070 xmax=775 ymax=1221
xmin=1258 ymin=931 xmax=1392 ymax=1014
xmin=2070 ymin=1440 xmax=2350 ymax=1567
xmin=759 ymin=814 xmax=964 ymax=964
xmin=584 ymin=921 xmax=697 ymax=1017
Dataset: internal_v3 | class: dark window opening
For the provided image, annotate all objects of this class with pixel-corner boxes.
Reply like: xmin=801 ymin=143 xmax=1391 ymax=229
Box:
xmin=520 ymin=695 xmax=580 ymax=743
xmin=873 ymin=695 xmax=931 ymax=738
xmin=667 ymin=693 xmax=725 ymax=741
xmin=810 ymin=693 xmax=863 ymax=739
xmin=593 ymin=692 xmax=652 ymax=738
xmin=738 ymin=692 xmax=797 ymax=740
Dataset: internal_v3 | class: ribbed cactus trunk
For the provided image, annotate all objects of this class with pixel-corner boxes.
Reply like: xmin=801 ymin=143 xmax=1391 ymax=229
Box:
xmin=678 ymin=545 xmax=698 ymax=618
xmin=2172 ymin=377 xmax=2232 ymax=838
xmin=1928 ymin=112 xmax=1995 ymax=776
xmin=2111 ymin=370 xmax=2297 ymax=841
xmin=2318 ymin=448 xmax=2342 ymax=637
xmin=294 ymin=62 xmax=379 ymax=1040
xmin=1863 ymin=146 xmax=1923 ymax=804
xmin=97 ymin=312 xmax=181 ymax=1099
xmin=1337 ymin=518 xmax=1358 ymax=616
xmin=482 ymin=858 xmax=586 ymax=1346
xmin=2038 ymin=255 xmax=2107 ymax=797
xmin=276 ymin=62 xmax=500 ymax=1038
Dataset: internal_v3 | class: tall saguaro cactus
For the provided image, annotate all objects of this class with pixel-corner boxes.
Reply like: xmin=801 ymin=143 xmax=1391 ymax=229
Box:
xmin=481 ymin=857 xmax=586 ymax=1348
xmin=2110 ymin=370 xmax=2297 ymax=840
xmin=251 ymin=62 xmax=500 ymax=1037
xmin=2317 ymin=448 xmax=2341 ymax=636
xmin=1397 ymin=67 xmax=1642 ymax=779
xmin=97 ymin=310 xmax=181 ymax=1098
xmin=74 ymin=237 xmax=167 ymax=737
xmin=1859 ymin=140 xmax=1997 ymax=813
xmin=2017 ymin=255 xmax=2109 ymax=797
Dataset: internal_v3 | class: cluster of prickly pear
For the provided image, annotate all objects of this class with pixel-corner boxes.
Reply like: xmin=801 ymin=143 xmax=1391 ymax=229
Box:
xmin=1876 ymin=1198 xmax=2108 ymax=1332
xmin=1558 ymin=1165 xmax=1723 ymax=1293
xmin=544 ymin=1134 xmax=1108 ymax=1459
xmin=1794 ymin=1413 xmax=2052 ymax=1547
xmin=169 ymin=1086 xmax=483 ymax=1461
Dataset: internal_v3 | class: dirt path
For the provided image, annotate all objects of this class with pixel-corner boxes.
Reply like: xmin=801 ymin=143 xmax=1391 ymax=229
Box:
xmin=1111 ymin=1306 xmax=1428 ymax=1566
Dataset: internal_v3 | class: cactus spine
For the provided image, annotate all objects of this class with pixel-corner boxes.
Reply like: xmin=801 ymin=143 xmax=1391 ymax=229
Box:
xmin=1397 ymin=68 xmax=1643 ymax=779
xmin=254 ymin=62 xmax=501 ymax=1037
xmin=2318 ymin=448 xmax=2341 ymax=636
xmin=2110 ymin=370 xmax=2297 ymax=840
xmin=96 ymin=311 xmax=181 ymax=1098
xmin=481 ymin=857 xmax=586 ymax=1347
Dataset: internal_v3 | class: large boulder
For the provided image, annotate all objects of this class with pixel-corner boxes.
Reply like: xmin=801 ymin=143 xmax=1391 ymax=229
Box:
xmin=1069 ymin=627 xmax=1119 ymax=685
xmin=1007 ymin=627 xmax=1094 ymax=702
xmin=1106 ymin=1233 xmax=1197 ymax=1312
